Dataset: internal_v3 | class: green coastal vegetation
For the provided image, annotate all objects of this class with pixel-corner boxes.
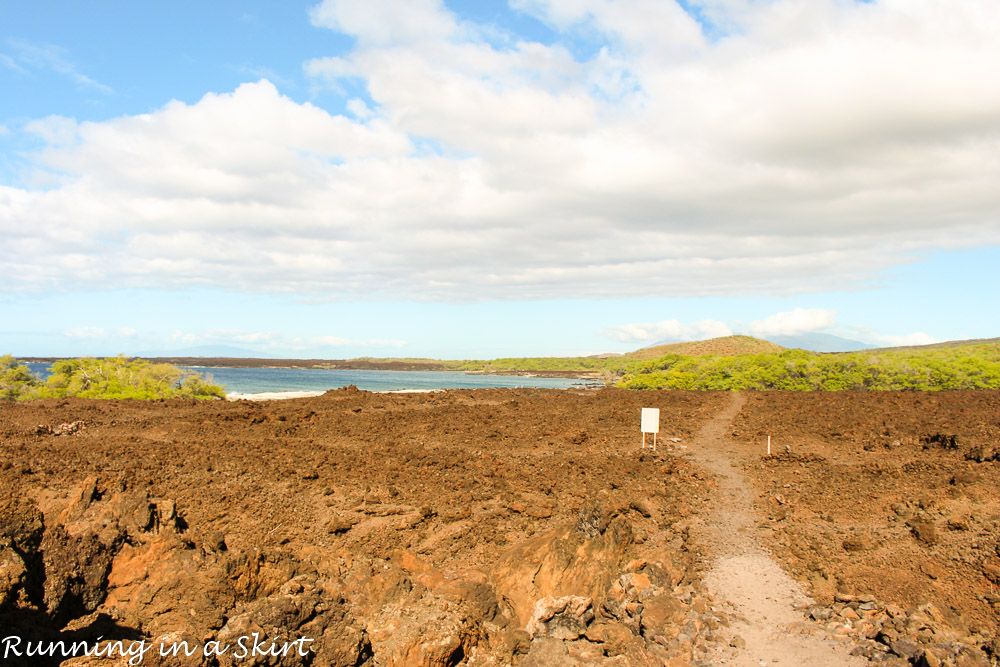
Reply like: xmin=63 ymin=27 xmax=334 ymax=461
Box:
xmin=352 ymin=336 xmax=1000 ymax=390
xmin=452 ymin=357 xmax=614 ymax=373
xmin=5 ymin=336 xmax=1000 ymax=398
xmin=449 ymin=336 xmax=1000 ymax=390
xmin=1 ymin=355 xmax=225 ymax=401
xmin=615 ymin=343 xmax=1000 ymax=390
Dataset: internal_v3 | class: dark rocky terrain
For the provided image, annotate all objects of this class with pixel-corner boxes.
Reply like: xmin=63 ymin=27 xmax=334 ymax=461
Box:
xmin=1 ymin=389 xmax=997 ymax=665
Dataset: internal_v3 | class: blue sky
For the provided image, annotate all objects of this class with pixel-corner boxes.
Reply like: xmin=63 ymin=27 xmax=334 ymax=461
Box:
xmin=2 ymin=0 xmax=998 ymax=359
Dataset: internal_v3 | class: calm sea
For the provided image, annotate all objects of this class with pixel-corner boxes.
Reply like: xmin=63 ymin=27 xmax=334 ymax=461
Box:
xmin=24 ymin=362 xmax=585 ymax=395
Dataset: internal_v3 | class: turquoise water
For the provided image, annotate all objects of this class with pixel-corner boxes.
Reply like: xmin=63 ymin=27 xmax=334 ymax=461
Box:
xmin=24 ymin=363 xmax=584 ymax=394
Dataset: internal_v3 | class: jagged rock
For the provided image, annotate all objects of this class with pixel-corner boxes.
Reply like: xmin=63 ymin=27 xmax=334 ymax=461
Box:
xmin=0 ymin=491 xmax=44 ymax=612
xmin=525 ymin=595 xmax=594 ymax=639
xmin=41 ymin=525 xmax=121 ymax=624
xmin=492 ymin=519 xmax=632 ymax=628
xmin=215 ymin=574 xmax=371 ymax=667
xmin=0 ymin=544 xmax=27 ymax=610
xmin=810 ymin=606 xmax=834 ymax=621
xmin=54 ymin=420 xmax=85 ymax=435
xmin=577 ymin=498 xmax=612 ymax=539
xmin=964 ymin=446 xmax=999 ymax=463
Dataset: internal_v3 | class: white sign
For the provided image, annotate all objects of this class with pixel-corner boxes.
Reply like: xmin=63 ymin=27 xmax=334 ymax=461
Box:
xmin=640 ymin=408 xmax=660 ymax=434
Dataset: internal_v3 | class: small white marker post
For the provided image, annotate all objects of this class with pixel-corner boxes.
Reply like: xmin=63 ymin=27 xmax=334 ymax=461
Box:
xmin=767 ymin=435 xmax=771 ymax=457
xmin=641 ymin=408 xmax=660 ymax=452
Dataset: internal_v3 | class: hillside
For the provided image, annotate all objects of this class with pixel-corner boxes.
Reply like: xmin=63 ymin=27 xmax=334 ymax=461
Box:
xmin=623 ymin=335 xmax=785 ymax=360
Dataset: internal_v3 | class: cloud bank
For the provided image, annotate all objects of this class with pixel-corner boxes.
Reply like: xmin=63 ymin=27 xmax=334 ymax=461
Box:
xmin=2 ymin=0 xmax=999 ymax=300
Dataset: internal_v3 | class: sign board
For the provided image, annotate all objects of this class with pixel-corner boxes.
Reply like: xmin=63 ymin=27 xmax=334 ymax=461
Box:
xmin=640 ymin=408 xmax=660 ymax=434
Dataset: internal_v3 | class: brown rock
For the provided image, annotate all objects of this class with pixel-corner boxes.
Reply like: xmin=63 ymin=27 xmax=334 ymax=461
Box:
xmin=910 ymin=520 xmax=938 ymax=545
xmin=919 ymin=561 xmax=946 ymax=580
xmin=526 ymin=505 xmax=553 ymax=519
xmin=585 ymin=621 xmax=637 ymax=656
xmin=42 ymin=524 xmax=121 ymax=624
xmin=0 ymin=491 xmax=44 ymax=612
xmin=0 ymin=545 xmax=27 ymax=610
xmin=492 ymin=520 xmax=632 ymax=628
xmin=639 ymin=593 xmax=685 ymax=637
xmin=981 ymin=558 xmax=1000 ymax=585
xmin=842 ymin=536 xmax=870 ymax=552
xmin=519 ymin=638 xmax=576 ymax=667
xmin=840 ymin=606 xmax=861 ymax=621
xmin=892 ymin=638 xmax=922 ymax=660
xmin=326 ymin=514 xmax=359 ymax=534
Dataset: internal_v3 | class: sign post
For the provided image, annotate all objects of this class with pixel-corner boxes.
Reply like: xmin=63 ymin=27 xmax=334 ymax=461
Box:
xmin=641 ymin=408 xmax=660 ymax=451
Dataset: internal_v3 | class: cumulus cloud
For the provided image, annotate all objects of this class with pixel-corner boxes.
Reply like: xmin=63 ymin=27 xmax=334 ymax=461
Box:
xmin=745 ymin=308 xmax=837 ymax=337
xmin=604 ymin=318 xmax=732 ymax=344
xmin=2 ymin=1 xmax=1000 ymax=299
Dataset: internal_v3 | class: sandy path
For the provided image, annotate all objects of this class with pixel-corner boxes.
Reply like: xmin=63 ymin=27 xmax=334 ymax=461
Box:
xmin=684 ymin=392 xmax=866 ymax=666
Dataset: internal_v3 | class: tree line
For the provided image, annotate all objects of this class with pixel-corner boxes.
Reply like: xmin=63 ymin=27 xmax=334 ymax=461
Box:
xmin=0 ymin=355 xmax=226 ymax=401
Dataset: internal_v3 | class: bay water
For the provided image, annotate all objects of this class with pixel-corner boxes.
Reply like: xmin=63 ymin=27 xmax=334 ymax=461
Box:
xmin=25 ymin=362 xmax=586 ymax=395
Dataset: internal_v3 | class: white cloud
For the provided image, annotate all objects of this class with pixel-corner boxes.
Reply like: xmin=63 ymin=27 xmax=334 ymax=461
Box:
xmin=3 ymin=2 xmax=1000 ymax=300
xmin=307 ymin=335 xmax=406 ymax=348
xmin=63 ymin=326 xmax=106 ymax=339
xmin=166 ymin=329 xmax=406 ymax=351
xmin=4 ymin=39 xmax=112 ymax=93
xmin=604 ymin=318 xmax=732 ymax=344
xmin=604 ymin=308 xmax=941 ymax=350
xmin=745 ymin=308 xmax=837 ymax=337
xmin=844 ymin=326 xmax=940 ymax=348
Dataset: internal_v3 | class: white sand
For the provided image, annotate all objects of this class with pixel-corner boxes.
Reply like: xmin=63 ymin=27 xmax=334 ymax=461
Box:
xmin=226 ymin=388 xmax=444 ymax=401
xmin=226 ymin=391 xmax=327 ymax=401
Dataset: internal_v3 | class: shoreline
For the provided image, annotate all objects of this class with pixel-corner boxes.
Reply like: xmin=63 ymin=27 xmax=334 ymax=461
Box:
xmin=21 ymin=357 xmax=601 ymax=380
xmin=226 ymin=388 xmax=447 ymax=401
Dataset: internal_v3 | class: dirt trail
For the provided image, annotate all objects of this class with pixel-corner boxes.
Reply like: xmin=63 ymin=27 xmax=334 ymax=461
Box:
xmin=684 ymin=392 xmax=866 ymax=666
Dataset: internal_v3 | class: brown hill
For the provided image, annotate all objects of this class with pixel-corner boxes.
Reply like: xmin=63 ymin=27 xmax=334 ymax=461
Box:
xmin=623 ymin=335 xmax=785 ymax=361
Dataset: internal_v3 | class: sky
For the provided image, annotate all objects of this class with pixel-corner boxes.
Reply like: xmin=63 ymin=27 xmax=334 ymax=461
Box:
xmin=1 ymin=0 xmax=998 ymax=359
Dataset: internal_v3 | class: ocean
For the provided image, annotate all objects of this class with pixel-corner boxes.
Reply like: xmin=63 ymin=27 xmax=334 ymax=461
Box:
xmin=24 ymin=362 xmax=586 ymax=395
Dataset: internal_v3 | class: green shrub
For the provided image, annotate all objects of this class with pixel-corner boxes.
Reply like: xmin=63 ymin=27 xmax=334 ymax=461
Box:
xmin=0 ymin=354 xmax=225 ymax=401
xmin=617 ymin=344 xmax=1000 ymax=391
xmin=0 ymin=354 xmax=39 ymax=401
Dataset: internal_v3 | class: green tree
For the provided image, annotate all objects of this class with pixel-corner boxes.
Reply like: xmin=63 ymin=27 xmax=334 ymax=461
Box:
xmin=0 ymin=355 xmax=40 ymax=401
xmin=40 ymin=356 xmax=225 ymax=400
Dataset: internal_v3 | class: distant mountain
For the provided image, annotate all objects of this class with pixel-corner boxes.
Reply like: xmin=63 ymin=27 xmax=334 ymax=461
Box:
xmin=760 ymin=333 xmax=872 ymax=352
xmin=133 ymin=345 xmax=277 ymax=359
